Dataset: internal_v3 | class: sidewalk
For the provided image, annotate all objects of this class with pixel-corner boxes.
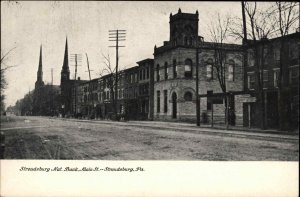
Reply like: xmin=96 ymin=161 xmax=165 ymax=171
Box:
xmin=52 ymin=117 xmax=299 ymax=140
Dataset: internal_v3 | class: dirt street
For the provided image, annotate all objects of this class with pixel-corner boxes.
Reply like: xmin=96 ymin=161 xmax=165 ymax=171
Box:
xmin=1 ymin=116 xmax=298 ymax=160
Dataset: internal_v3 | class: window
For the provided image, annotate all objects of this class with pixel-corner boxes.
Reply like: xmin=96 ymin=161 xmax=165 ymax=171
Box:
xmin=146 ymin=67 xmax=149 ymax=79
xmin=248 ymin=50 xmax=255 ymax=67
xmin=164 ymin=62 xmax=168 ymax=80
xmin=207 ymin=91 xmax=213 ymax=111
xmin=130 ymin=74 xmax=133 ymax=83
xmin=273 ymin=69 xmax=279 ymax=87
xmin=164 ymin=90 xmax=168 ymax=113
xmin=274 ymin=48 xmax=280 ymax=61
xmin=247 ymin=73 xmax=255 ymax=90
xmin=184 ymin=37 xmax=188 ymax=45
xmin=228 ymin=60 xmax=235 ymax=81
xmin=157 ymin=91 xmax=160 ymax=113
xmin=207 ymin=65 xmax=213 ymax=80
xmin=184 ymin=91 xmax=193 ymax=101
xmin=107 ymin=91 xmax=110 ymax=100
xmin=289 ymin=46 xmax=298 ymax=59
xmin=289 ymin=66 xmax=299 ymax=84
xmin=188 ymin=37 xmax=193 ymax=46
xmin=94 ymin=93 xmax=98 ymax=102
xmin=263 ymin=70 xmax=268 ymax=89
xmin=139 ymin=70 xmax=142 ymax=80
xmin=142 ymin=69 xmax=145 ymax=80
xmin=173 ymin=38 xmax=177 ymax=46
xmin=173 ymin=59 xmax=177 ymax=78
xmin=184 ymin=59 xmax=193 ymax=78
xmin=156 ymin=64 xmax=160 ymax=81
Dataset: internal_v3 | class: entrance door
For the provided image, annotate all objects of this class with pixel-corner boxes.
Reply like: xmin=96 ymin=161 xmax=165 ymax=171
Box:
xmin=266 ymin=91 xmax=279 ymax=128
xmin=172 ymin=92 xmax=177 ymax=119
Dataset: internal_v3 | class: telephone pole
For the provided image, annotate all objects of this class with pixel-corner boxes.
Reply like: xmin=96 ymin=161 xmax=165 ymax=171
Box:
xmin=109 ymin=29 xmax=126 ymax=116
xmin=51 ymin=68 xmax=54 ymax=116
xmin=85 ymin=53 xmax=95 ymax=118
xmin=70 ymin=54 xmax=82 ymax=116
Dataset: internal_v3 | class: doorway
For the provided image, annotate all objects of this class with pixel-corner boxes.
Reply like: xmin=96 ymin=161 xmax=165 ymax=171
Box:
xmin=172 ymin=92 xmax=177 ymax=119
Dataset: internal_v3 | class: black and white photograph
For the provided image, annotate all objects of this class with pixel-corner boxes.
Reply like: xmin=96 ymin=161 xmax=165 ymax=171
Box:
xmin=0 ymin=1 xmax=299 ymax=196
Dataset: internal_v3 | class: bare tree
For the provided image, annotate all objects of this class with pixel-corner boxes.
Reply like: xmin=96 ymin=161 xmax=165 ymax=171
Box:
xmin=0 ymin=47 xmax=17 ymax=115
xmin=205 ymin=13 xmax=242 ymax=128
xmin=269 ymin=2 xmax=299 ymax=130
xmin=231 ymin=2 xmax=278 ymax=129
xmin=232 ymin=1 xmax=299 ymax=130
xmin=100 ymin=52 xmax=118 ymax=119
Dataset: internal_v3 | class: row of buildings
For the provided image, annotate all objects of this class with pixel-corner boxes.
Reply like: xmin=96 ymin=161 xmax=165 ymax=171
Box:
xmin=34 ymin=9 xmax=299 ymax=130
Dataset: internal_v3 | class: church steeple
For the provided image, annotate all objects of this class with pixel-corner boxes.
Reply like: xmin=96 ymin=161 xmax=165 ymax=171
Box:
xmin=61 ymin=37 xmax=70 ymax=84
xmin=35 ymin=45 xmax=44 ymax=89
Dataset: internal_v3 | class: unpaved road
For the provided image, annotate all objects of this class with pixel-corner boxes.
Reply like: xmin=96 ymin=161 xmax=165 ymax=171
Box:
xmin=1 ymin=116 xmax=298 ymax=160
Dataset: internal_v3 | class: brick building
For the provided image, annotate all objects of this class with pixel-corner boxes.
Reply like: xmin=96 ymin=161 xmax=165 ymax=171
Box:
xmin=70 ymin=58 xmax=154 ymax=120
xmin=244 ymin=32 xmax=299 ymax=130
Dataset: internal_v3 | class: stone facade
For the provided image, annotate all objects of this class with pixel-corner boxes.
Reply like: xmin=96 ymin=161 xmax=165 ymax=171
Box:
xmin=153 ymin=9 xmax=245 ymax=125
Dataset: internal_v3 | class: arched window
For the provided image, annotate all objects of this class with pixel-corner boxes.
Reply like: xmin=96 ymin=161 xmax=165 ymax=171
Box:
xmin=164 ymin=62 xmax=168 ymax=80
xmin=228 ymin=60 xmax=235 ymax=81
xmin=173 ymin=59 xmax=177 ymax=78
xmin=156 ymin=64 xmax=160 ymax=81
xmin=206 ymin=58 xmax=213 ymax=80
xmin=184 ymin=91 xmax=193 ymax=101
xmin=184 ymin=59 xmax=193 ymax=78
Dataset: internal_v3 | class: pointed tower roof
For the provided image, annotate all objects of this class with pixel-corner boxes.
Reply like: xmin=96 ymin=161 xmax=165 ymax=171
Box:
xmin=35 ymin=44 xmax=44 ymax=89
xmin=62 ymin=37 xmax=69 ymax=71
xmin=38 ymin=45 xmax=43 ymax=73
xmin=38 ymin=45 xmax=42 ymax=70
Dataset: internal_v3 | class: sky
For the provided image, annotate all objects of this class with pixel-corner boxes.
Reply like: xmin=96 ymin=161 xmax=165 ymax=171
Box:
xmin=1 ymin=1 xmax=250 ymax=107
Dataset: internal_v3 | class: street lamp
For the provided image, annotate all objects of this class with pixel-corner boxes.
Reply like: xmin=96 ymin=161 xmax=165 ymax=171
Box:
xmin=94 ymin=103 xmax=97 ymax=119
xmin=196 ymin=36 xmax=204 ymax=126
xmin=62 ymin=104 xmax=65 ymax=118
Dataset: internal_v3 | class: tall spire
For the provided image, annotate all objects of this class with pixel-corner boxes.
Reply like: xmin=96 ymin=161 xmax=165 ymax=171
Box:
xmin=61 ymin=37 xmax=70 ymax=83
xmin=62 ymin=37 xmax=69 ymax=71
xmin=38 ymin=45 xmax=42 ymax=72
xmin=35 ymin=45 xmax=44 ymax=89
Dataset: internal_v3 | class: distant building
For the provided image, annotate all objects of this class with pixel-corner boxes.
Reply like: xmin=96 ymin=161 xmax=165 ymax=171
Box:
xmin=70 ymin=58 xmax=154 ymax=120
xmin=244 ymin=32 xmax=299 ymax=130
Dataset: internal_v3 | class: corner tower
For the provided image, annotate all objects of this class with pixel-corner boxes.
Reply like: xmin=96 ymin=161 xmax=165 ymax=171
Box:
xmin=169 ymin=8 xmax=199 ymax=47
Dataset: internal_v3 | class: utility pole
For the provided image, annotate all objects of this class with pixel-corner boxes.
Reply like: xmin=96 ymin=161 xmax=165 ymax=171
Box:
xmin=241 ymin=1 xmax=251 ymax=128
xmin=51 ymin=68 xmax=54 ymax=116
xmin=70 ymin=54 xmax=82 ymax=116
xmin=196 ymin=47 xmax=200 ymax=126
xmin=109 ymin=29 xmax=126 ymax=116
xmin=85 ymin=53 xmax=93 ymax=81
xmin=85 ymin=53 xmax=95 ymax=118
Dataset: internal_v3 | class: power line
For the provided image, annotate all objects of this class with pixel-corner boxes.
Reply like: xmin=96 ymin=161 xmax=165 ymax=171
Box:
xmin=108 ymin=29 xmax=126 ymax=115
xmin=70 ymin=54 xmax=82 ymax=115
